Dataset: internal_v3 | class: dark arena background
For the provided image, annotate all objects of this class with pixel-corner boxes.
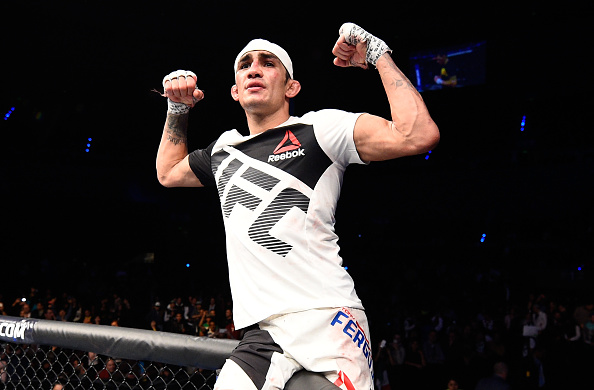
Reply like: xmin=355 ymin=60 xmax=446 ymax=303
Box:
xmin=1 ymin=2 xmax=593 ymax=389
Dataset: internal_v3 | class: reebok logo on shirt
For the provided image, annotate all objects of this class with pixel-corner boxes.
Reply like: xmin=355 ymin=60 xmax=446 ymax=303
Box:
xmin=267 ymin=130 xmax=305 ymax=162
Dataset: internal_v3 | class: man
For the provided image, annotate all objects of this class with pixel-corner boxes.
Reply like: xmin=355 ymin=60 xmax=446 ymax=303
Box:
xmin=432 ymin=53 xmax=458 ymax=88
xmin=157 ymin=23 xmax=439 ymax=390
xmin=474 ymin=362 xmax=511 ymax=390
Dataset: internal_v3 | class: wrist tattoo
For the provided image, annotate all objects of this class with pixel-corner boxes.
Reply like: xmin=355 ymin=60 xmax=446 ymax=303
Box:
xmin=166 ymin=113 xmax=188 ymax=145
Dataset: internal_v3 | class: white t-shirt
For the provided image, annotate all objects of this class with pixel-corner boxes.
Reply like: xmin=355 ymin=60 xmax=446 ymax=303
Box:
xmin=189 ymin=109 xmax=366 ymax=329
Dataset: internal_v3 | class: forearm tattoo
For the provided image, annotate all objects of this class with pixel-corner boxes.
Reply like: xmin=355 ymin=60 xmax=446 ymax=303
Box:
xmin=381 ymin=58 xmax=423 ymax=100
xmin=165 ymin=113 xmax=188 ymax=145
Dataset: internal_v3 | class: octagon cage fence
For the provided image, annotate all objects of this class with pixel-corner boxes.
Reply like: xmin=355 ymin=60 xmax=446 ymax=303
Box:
xmin=0 ymin=316 xmax=339 ymax=390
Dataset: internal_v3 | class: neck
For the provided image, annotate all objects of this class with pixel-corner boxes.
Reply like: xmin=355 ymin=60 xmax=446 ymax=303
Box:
xmin=245 ymin=107 xmax=291 ymax=135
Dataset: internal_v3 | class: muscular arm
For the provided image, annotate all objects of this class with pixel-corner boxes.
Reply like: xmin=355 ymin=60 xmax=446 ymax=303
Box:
xmin=332 ymin=24 xmax=440 ymax=162
xmin=156 ymin=73 xmax=205 ymax=187
xmin=354 ymin=54 xmax=440 ymax=162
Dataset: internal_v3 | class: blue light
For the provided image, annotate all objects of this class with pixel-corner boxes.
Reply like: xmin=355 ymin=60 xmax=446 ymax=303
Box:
xmin=414 ymin=64 xmax=422 ymax=91
xmin=520 ymin=115 xmax=526 ymax=132
xmin=85 ymin=137 xmax=93 ymax=152
xmin=4 ymin=107 xmax=15 ymax=120
xmin=344 ymin=266 xmax=348 ymax=270
xmin=425 ymin=150 xmax=432 ymax=160
xmin=186 ymin=263 xmax=190 ymax=268
xmin=480 ymin=233 xmax=486 ymax=243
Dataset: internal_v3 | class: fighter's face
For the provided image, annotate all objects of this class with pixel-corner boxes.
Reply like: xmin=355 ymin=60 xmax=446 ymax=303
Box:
xmin=232 ymin=51 xmax=290 ymax=112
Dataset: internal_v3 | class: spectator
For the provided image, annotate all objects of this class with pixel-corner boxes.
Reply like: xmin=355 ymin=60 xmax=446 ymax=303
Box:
xmin=443 ymin=329 xmax=465 ymax=374
xmin=423 ymin=330 xmax=445 ymax=365
xmin=98 ymin=299 xmax=111 ymax=324
xmin=224 ymin=309 xmax=241 ymax=340
xmin=82 ymin=309 xmax=93 ymax=324
xmin=200 ymin=310 xmax=217 ymax=335
xmin=403 ymin=339 xmax=426 ymax=388
xmin=85 ymin=352 xmax=101 ymax=380
xmin=432 ymin=310 xmax=445 ymax=334
xmin=563 ymin=314 xmax=581 ymax=342
xmin=386 ymin=333 xmax=406 ymax=389
xmin=70 ymin=298 xmax=83 ymax=323
xmin=573 ymin=301 xmax=593 ymax=328
xmin=583 ymin=312 xmax=594 ymax=346
xmin=147 ymin=302 xmax=164 ymax=331
xmin=44 ymin=308 xmax=56 ymax=321
xmin=163 ymin=301 xmax=176 ymax=324
xmin=173 ymin=297 xmax=186 ymax=317
xmin=532 ymin=304 xmax=547 ymax=335
xmin=389 ymin=333 xmax=406 ymax=366
xmin=447 ymin=378 xmax=463 ymax=390
xmin=474 ymin=361 xmax=510 ymax=390
xmin=423 ymin=330 xmax=446 ymax=388
xmin=207 ymin=297 xmax=216 ymax=313
xmin=71 ymin=356 xmax=87 ymax=380
xmin=185 ymin=297 xmax=199 ymax=322
xmin=479 ymin=311 xmax=495 ymax=341
xmin=55 ymin=309 xmax=68 ymax=322
xmin=503 ymin=305 xmax=519 ymax=333
xmin=31 ymin=301 xmax=46 ymax=319
xmin=98 ymin=358 xmax=123 ymax=382
xmin=404 ymin=314 xmax=417 ymax=339
xmin=207 ymin=320 xmax=219 ymax=338
xmin=116 ymin=298 xmax=132 ymax=327
xmin=190 ymin=301 xmax=207 ymax=335
xmin=13 ymin=300 xmax=31 ymax=318
xmin=168 ymin=313 xmax=187 ymax=334
xmin=374 ymin=339 xmax=393 ymax=390
xmin=0 ymin=301 xmax=6 ymax=316
xmin=0 ymin=358 xmax=7 ymax=384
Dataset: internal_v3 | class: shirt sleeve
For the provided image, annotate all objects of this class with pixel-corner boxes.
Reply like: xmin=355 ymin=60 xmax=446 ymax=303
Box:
xmin=188 ymin=141 xmax=216 ymax=187
xmin=307 ymin=109 xmax=366 ymax=167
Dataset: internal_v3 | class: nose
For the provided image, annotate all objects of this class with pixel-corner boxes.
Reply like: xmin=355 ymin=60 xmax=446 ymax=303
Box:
xmin=247 ymin=60 xmax=263 ymax=78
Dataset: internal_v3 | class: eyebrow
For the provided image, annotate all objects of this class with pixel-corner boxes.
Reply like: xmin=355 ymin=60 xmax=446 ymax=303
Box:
xmin=237 ymin=52 xmax=280 ymax=68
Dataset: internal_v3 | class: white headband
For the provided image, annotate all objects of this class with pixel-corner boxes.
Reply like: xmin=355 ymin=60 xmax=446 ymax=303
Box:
xmin=234 ymin=39 xmax=293 ymax=79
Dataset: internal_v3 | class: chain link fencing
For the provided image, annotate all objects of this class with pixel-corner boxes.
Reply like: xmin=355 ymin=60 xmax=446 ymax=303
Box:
xmin=1 ymin=342 xmax=217 ymax=390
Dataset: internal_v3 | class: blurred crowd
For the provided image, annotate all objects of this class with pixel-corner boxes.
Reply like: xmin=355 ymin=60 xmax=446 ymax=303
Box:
xmin=1 ymin=285 xmax=593 ymax=389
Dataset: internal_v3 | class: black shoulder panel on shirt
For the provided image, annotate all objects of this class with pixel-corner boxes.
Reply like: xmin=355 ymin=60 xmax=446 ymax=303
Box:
xmin=226 ymin=124 xmax=333 ymax=190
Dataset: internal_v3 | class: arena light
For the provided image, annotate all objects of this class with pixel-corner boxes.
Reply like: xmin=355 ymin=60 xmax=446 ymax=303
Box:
xmin=85 ymin=137 xmax=92 ymax=152
xmin=4 ymin=107 xmax=15 ymax=120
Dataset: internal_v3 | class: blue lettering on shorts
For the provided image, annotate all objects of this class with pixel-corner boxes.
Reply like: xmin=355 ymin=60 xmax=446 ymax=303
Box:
xmin=330 ymin=308 xmax=374 ymax=372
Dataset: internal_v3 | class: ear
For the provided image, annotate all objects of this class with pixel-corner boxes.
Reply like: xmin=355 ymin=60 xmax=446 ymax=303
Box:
xmin=231 ymin=85 xmax=239 ymax=101
xmin=285 ymin=80 xmax=301 ymax=99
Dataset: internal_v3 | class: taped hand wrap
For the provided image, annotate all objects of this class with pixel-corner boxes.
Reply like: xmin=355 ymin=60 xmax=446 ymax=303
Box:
xmin=339 ymin=23 xmax=392 ymax=67
xmin=162 ymin=70 xmax=199 ymax=115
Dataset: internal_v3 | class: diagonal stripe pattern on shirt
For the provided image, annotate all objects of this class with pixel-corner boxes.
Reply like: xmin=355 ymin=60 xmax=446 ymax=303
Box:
xmin=248 ymin=188 xmax=309 ymax=257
